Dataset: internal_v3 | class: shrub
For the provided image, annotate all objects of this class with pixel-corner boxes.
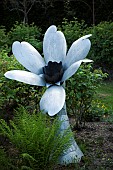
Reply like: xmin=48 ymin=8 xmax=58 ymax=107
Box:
xmin=0 ymin=51 xmax=44 ymax=120
xmin=59 ymin=19 xmax=113 ymax=78
xmin=66 ymin=63 xmax=107 ymax=129
xmin=86 ymin=100 xmax=112 ymax=122
xmin=58 ymin=18 xmax=87 ymax=48
xmin=0 ymin=26 xmax=8 ymax=51
xmin=0 ymin=107 xmax=72 ymax=170
xmin=85 ymin=21 xmax=113 ymax=73
xmin=7 ymin=22 xmax=42 ymax=52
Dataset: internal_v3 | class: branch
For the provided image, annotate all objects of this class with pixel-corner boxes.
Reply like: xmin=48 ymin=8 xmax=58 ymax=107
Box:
xmin=27 ymin=0 xmax=36 ymax=14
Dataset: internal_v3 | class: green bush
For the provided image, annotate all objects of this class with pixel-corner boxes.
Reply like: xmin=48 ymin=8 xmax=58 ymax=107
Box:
xmin=0 ymin=51 xmax=44 ymax=119
xmin=59 ymin=19 xmax=113 ymax=76
xmin=0 ymin=107 xmax=72 ymax=170
xmin=85 ymin=21 xmax=113 ymax=70
xmin=58 ymin=18 xmax=87 ymax=48
xmin=87 ymin=100 xmax=113 ymax=122
xmin=7 ymin=22 xmax=42 ymax=52
xmin=66 ymin=63 xmax=107 ymax=128
xmin=0 ymin=26 xmax=8 ymax=51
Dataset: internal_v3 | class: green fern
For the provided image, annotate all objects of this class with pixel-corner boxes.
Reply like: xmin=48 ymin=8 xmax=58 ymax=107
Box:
xmin=0 ymin=148 xmax=11 ymax=170
xmin=0 ymin=106 xmax=72 ymax=169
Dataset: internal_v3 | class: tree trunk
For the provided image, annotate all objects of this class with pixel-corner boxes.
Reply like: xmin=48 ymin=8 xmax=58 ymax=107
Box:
xmin=57 ymin=103 xmax=83 ymax=165
xmin=23 ymin=12 xmax=28 ymax=24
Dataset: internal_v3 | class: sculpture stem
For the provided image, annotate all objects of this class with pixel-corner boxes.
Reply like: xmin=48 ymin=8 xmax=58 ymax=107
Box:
xmin=57 ymin=103 xmax=83 ymax=165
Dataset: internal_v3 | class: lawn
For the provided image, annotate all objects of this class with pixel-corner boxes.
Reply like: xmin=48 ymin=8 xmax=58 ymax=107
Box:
xmin=95 ymin=81 xmax=113 ymax=109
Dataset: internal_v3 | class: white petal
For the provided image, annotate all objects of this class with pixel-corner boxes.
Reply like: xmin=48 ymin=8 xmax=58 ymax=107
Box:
xmin=82 ymin=59 xmax=93 ymax=62
xmin=40 ymin=85 xmax=65 ymax=116
xmin=55 ymin=81 xmax=60 ymax=86
xmin=4 ymin=70 xmax=46 ymax=86
xmin=12 ymin=41 xmax=45 ymax=74
xmin=61 ymin=60 xmax=82 ymax=82
xmin=46 ymin=83 xmax=52 ymax=88
xmin=43 ymin=25 xmax=67 ymax=63
xmin=79 ymin=34 xmax=92 ymax=40
xmin=63 ymin=35 xmax=92 ymax=69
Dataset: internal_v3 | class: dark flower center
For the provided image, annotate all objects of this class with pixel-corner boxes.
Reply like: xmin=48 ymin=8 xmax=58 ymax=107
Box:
xmin=43 ymin=61 xmax=64 ymax=84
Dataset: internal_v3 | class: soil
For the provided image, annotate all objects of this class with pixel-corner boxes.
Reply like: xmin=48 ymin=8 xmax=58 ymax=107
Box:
xmin=55 ymin=121 xmax=113 ymax=170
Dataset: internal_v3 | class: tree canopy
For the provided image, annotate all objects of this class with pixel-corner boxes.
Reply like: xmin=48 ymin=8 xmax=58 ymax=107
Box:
xmin=1 ymin=0 xmax=113 ymax=30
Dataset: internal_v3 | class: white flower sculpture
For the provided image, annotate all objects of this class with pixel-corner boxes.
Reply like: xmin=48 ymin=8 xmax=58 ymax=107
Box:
xmin=5 ymin=25 xmax=92 ymax=164
xmin=5 ymin=25 xmax=92 ymax=117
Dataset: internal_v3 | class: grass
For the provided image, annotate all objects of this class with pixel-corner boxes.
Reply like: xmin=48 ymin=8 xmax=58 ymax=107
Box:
xmin=95 ymin=81 xmax=113 ymax=109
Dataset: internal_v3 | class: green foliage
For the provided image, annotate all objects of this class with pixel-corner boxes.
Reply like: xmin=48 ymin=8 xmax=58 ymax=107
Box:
xmin=86 ymin=21 xmax=113 ymax=68
xmin=0 ymin=148 xmax=11 ymax=170
xmin=0 ymin=20 xmax=111 ymax=125
xmin=0 ymin=26 xmax=8 ymax=50
xmin=86 ymin=100 xmax=112 ymax=122
xmin=59 ymin=19 xmax=113 ymax=76
xmin=93 ymin=81 xmax=113 ymax=122
xmin=66 ymin=63 xmax=107 ymax=128
xmin=58 ymin=18 xmax=87 ymax=48
xmin=95 ymin=81 xmax=113 ymax=109
xmin=0 ymin=50 xmax=44 ymax=119
xmin=103 ymin=111 xmax=113 ymax=123
xmin=0 ymin=107 xmax=72 ymax=170
xmin=7 ymin=22 xmax=42 ymax=52
xmin=0 ymin=50 xmax=21 ymax=107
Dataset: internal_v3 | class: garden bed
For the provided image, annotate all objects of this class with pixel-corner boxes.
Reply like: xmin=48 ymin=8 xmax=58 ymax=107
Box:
xmin=54 ymin=121 xmax=113 ymax=170
xmin=1 ymin=121 xmax=113 ymax=170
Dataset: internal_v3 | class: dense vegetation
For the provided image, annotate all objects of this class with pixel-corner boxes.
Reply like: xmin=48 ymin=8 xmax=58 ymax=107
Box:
xmin=0 ymin=7 xmax=113 ymax=168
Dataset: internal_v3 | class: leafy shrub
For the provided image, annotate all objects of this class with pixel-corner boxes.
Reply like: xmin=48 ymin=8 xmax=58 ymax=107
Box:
xmin=0 ymin=51 xmax=44 ymax=120
xmin=59 ymin=19 xmax=113 ymax=78
xmin=0 ymin=26 xmax=8 ymax=51
xmin=58 ymin=18 xmax=87 ymax=48
xmin=66 ymin=63 xmax=107 ymax=128
xmin=0 ymin=107 xmax=72 ymax=170
xmin=85 ymin=21 xmax=113 ymax=72
xmin=7 ymin=22 xmax=42 ymax=52
xmin=86 ymin=100 xmax=112 ymax=122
